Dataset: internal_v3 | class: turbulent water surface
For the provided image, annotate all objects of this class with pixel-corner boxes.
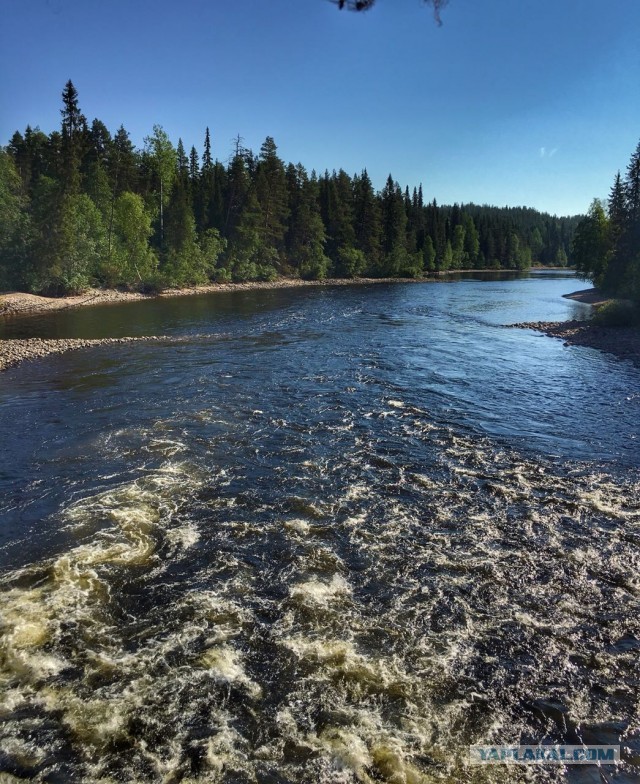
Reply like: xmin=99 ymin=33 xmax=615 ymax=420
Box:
xmin=1 ymin=272 xmax=639 ymax=783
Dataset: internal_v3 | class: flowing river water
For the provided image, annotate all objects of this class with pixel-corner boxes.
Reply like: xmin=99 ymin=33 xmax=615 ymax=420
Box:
xmin=0 ymin=272 xmax=639 ymax=783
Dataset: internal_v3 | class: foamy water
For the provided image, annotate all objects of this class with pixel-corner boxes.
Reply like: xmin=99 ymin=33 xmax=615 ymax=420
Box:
xmin=1 ymin=275 xmax=639 ymax=781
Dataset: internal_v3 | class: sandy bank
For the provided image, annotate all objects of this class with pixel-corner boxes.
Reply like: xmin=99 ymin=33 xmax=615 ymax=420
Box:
xmin=0 ymin=277 xmax=424 ymax=318
xmin=0 ymin=289 xmax=147 ymax=316
xmin=561 ymin=287 xmax=612 ymax=306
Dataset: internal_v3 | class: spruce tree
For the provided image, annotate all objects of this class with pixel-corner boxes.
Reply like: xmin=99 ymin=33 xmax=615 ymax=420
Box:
xmin=109 ymin=126 xmax=138 ymax=195
xmin=352 ymin=169 xmax=382 ymax=274
xmin=286 ymin=164 xmax=328 ymax=279
xmin=189 ymin=146 xmax=199 ymax=181
xmin=60 ymin=80 xmax=87 ymax=193
xmin=254 ymin=136 xmax=289 ymax=263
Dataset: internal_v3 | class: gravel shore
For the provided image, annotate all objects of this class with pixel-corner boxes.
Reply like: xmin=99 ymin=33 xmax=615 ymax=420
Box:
xmin=0 ymin=336 xmax=165 ymax=373
xmin=512 ymin=320 xmax=640 ymax=368
xmin=3 ymin=283 xmax=638 ymax=374
xmin=511 ymin=288 xmax=640 ymax=368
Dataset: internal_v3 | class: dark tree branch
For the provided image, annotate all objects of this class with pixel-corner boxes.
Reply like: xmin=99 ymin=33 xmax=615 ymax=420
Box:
xmin=332 ymin=0 xmax=449 ymax=24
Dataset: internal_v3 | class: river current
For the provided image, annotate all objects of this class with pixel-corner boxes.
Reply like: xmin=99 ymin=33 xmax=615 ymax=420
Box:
xmin=0 ymin=272 xmax=639 ymax=783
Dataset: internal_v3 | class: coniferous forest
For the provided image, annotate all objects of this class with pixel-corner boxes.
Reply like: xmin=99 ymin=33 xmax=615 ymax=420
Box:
xmin=0 ymin=82 xmax=580 ymax=296
xmin=571 ymin=139 xmax=640 ymax=302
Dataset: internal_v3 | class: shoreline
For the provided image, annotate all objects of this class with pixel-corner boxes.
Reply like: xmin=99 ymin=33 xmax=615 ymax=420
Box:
xmin=0 ymin=336 xmax=167 ymax=374
xmin=0 ymin=277 xmax=423 ymax=318
xmin=2 ymin=281 xmax=637 ymax=375
xmin=512 ymin=320 xmax=640 ymax=368
xmin=0 ymin=277 xmax=426 ymax=372
xmin=513 ymin=287 xmax=640 ymax=367
xmin=0 ymin=267 xmax=575 ymax=318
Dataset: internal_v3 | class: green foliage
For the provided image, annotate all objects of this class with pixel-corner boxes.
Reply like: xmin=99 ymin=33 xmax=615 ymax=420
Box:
xmin=102 ymin=191 xmax=158 ymax=287
xmin=335 ymin=246 xmax=366 ymax=278
xmin=36 ymin=192 xmax=107 ymax=294
xmin=0 ymin=149 xmax=31 ymax=288
xmin=592 ymin=300 xmax=640 ymax=327
xmin=571 ymin=199 xmax=611 ymax=288
xmin=1 ymin=81 xmax=585 ymax=297
xmin=212 ymin=267 xmax=232 ymax=283
xmin=574 ymin=139 xmax=640 ymax=302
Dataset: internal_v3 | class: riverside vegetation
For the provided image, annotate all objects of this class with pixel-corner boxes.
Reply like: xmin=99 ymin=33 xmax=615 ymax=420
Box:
xmin=0 ymin=81 xmax=578 ymax=297
xmin=571 ymin=138 xmax=640 ymax=322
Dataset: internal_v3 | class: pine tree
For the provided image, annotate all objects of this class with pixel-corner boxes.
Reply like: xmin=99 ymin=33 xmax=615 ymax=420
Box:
xmin=86 ymin=119 xmax=112 ymax=169
xmin=189 ymin=146 xmax=199 ymax=181
xmin=352 ymin=169 xmax=382 ymax=274
xmin=109 ymin=126 xmax=138 ymax=195
xmin=319 ymin=169 xmax=356 ymax=262
xmin=380 ymin=174 xmax=409 ymax=275
xmin=223 ymin=148 xmax=250 ymax=237
xmin=462 ymin=213 xmax=480 ymax=265
xmin=202 ymin=127 xmax=213 ymax=173
xmin=286 ymin=164 xmax=328 ymax=279
xmin=60 ymin=80 xmax=87 ymax=193
xmin=254 ymin=136 xmax=290 ymax=264
xmin=625 ymin=141 xmax=640 ymax=225
xmin=608 ymin=171 xmax=626 ymax=240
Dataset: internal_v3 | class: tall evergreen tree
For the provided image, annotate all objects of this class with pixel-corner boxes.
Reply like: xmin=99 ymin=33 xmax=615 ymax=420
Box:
xmin=60 ymin=80 xmax=87 ymax=193
xmin=254 ymin=136 xmax=290 ymax=264
xmin=608 ymin=171 xmax=626 ymax=241
xmin=352 ymin=169 xmax=382 ymax=274
xmin=286 ymin=164 xmax=328 ymax=279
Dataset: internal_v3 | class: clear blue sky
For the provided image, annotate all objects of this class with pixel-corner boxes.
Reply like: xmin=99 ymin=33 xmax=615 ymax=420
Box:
xmin=1 ymin=0 xmax=639 ymax=216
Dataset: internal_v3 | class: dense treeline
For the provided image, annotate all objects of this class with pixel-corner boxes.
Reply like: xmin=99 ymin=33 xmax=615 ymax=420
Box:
xmin=0 ymin=81 xmax=579 ymax=295
xmin=571 ymin=139 xmax=640 ymax=302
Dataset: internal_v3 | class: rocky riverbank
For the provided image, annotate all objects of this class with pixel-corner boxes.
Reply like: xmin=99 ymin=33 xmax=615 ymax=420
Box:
xmin=4 ymin=283 xmax=638 ymax=375
xmin=513 ymin=319 xmax=640 ymax=367
xmin=0 ymin=336 xmax=165 ymax=373
xmin=511 ymin=287 xmax=640 ymax=367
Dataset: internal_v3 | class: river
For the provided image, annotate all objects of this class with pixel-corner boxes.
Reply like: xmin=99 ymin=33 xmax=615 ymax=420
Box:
xmin=0 ymin=272 xmax=639 ymax=782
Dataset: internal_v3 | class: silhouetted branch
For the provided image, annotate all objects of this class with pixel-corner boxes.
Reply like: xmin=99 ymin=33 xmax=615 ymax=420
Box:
xmin=331 ymin=0 xmax=449 ymax=24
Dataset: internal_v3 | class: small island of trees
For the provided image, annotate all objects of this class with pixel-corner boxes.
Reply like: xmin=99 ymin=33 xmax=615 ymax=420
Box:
xmin=0 ymin=81 xmax=579 ymax=296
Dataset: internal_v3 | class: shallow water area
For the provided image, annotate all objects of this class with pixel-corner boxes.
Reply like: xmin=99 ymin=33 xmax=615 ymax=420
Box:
xmin=1 ymin=272 xmax=639 ymax=782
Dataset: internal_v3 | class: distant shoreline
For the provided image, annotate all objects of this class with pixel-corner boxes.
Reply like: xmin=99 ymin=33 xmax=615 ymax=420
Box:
xmin=0 ymin=268 xmax=574 ymax=319
xmin=0 ymin=277 xmax=422 ymax=318
xmin=5 ymin=276 xmax=628 ymax=376
xmin=0 ymin=277 xmax=427 ymax=371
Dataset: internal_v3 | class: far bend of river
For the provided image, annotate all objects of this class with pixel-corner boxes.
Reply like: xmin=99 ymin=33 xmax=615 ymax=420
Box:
xmin=0 ymin=271 xmax=639 ymax=783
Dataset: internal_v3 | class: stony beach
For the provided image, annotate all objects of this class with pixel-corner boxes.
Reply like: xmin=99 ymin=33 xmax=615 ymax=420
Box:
xmin=0 ymin=336 xmax=166 ymax=373
xmin=513 ymin=319 xmax=640 ymax=368
xmin=0 ymin=278 xmax=424 ymax=373
xmin=2 ymin=281 xmax=639 ymax=373
xmin=512 ymin=288 xmax=640 ymax=368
